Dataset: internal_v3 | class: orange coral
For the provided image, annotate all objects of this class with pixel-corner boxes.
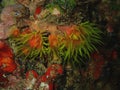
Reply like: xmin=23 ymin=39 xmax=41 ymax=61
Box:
xmin=22 ymin=47 xmax=29 ymax=55
xmin=48 ymin=34 xmax=58 ymax=48
xmin=28 ymin=34 xmax=42 ymax=48
xmin=0 ymin=57 xmax=17 ymax=73
xmin=12 ymin=29 xmax=20 ymax=37
xmin=58 ymin=25 xmax=78 ymax=37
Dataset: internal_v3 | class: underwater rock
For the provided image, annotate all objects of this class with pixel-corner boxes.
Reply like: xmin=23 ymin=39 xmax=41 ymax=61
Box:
xmin=0 ymin=22 xmax=9 ymax=39
xmin=0 ymin=5 xmax=16 ymax=26
xmin=0 ymin=3 xmax=30 ymax=39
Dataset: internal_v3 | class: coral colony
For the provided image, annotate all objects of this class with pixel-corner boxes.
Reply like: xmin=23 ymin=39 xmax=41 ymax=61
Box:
xmin=0 ymin=0 xmax=119 ymax=90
